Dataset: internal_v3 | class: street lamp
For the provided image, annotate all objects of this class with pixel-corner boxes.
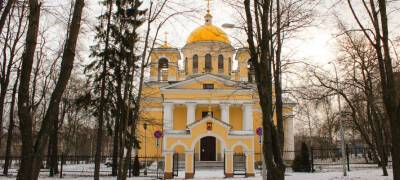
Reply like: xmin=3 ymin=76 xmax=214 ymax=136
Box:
xmin=143 ymin=122 xmax=148 ymax=176
xmin=328 ymin=61 xmax=347 ymax=176
xmin=222 ymin=23 xmax=236 ymax=29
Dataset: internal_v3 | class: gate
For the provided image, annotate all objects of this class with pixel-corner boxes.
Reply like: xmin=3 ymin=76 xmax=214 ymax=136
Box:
xmin=233 ymin=153 xmax=246 ymax=176
xmin=223 ymin=153 xmax=226 ymax=176
xmin=173 ymin=153 xmax=179 ymax=177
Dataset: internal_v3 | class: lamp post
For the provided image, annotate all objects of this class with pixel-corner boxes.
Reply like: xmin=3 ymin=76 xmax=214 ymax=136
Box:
xmin=329 ymin=62 xmax=347 ymax=176
xmin=144 ymin=123 xmax=148 ymax=176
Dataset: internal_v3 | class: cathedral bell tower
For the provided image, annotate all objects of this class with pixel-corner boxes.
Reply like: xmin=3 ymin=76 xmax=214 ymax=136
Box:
xmin=150 ymin=33 xmax=181 ymax=82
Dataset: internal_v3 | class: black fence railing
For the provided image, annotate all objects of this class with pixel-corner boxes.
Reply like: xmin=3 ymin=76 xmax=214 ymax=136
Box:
xmin=0 ymin=155 xmax=164 ymax=178
xmin=0 ymin=146 xmax=392 ymax=177
xmin=233 ymin=153 xmax=246 ymax=176
xmin=255 ymin=146 xmax=392 ymax=172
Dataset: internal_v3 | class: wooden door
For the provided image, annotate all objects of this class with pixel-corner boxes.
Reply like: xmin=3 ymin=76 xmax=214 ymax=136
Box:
xmin=200 ymin=136 xmax=216 ymax=161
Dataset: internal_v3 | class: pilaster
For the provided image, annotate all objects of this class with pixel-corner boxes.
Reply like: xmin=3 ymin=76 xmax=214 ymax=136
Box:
xmin=163 ymin=102 xmax=174 ymax=130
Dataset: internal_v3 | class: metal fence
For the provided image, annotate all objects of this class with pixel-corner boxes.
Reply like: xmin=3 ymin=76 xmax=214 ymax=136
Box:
xmin=0 ymin=146 xmax=392 ymax=177
xmin=233 ymin=153 xmax=246 ymax=176
xmin=0 ymin=155 xmax=164 ymax=178
xmin=255 ymin=145 xmax=392 ymax=172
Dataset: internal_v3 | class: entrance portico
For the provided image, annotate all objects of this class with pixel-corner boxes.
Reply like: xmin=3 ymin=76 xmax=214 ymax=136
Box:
xmin=163 ymin=115 xmax=255 ymax=179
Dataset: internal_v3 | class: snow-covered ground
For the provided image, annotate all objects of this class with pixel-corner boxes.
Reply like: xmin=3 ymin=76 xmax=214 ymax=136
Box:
xmin=0 ymin=168 xmax=393 ymax=180
xmin=0 ymin=162 xmax=393 ymax=180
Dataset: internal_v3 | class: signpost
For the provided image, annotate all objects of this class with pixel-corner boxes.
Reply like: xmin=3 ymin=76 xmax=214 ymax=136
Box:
xmin=256 ymin=127 xmax=266 ymax=179
xmin=256 ymin=127 xmax=263 ymax=144
xmin=154 ymin=130 xmax=163 ymax=179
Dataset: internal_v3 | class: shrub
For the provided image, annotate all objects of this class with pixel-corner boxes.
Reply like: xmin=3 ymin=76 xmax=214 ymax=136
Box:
xmin=292 ymin=142 xmax=311 ymax=172
xmin=132 ymin=154 xmax=140 ymax=176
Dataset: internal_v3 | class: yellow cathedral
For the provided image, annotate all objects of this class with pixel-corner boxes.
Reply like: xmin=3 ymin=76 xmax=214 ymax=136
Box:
xmin=138 ymin=9 xmax=296 ymax=179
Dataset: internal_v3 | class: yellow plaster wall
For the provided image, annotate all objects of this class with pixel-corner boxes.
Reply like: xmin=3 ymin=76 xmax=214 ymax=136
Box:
xmin=163 ymin=117 xmax=254 ymax=172
xmin=178 ymin=79 xmax=237 ymax=90
xmin=174 ymin=145 xmax=185 ymax=154
xmin=149 ymin=50 xmax=180 ymax=80
xmin=136 ymin=123 xmax=163 ymax=157
xmin=162 ymin=93 xmax=252 ymax=100
xmin=229 ymin=106 xmax=243 ymax=130
xmin=235 ymin=49 xmax=250 ymax=81
xmin=233 ymin=146 xmax=243 ymax=153
xmin=195 ymin=106 xmax=221 ymax=121
xmin=173 ymin=105 xmax=187 ymax=130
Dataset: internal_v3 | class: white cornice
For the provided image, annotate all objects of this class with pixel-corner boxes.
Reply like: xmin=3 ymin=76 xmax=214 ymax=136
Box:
xmin=163 ymin=99 xmax=256 ymax=104
xmin=161 ymin=88 xmax=254 ymax=94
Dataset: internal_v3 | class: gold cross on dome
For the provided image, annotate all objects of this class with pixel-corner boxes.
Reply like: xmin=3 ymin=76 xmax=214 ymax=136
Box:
xmin=205 ymin=0 xmax=213 ymax=13
xmin=164 ymin=32 xmax=168 ymax=45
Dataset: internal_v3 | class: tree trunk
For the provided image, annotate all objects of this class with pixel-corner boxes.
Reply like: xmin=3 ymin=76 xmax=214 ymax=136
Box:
xmin=112 ymin=115 xmax=120 ymax=176
xmin=16 ymin=0 xmax=41 ymax=179
xmin=0 ymin=0 xmax=16 ymax=34
xmin=28 ymin=0 xmax=84 ymax=178
xmin=274 ymin=0 xmax=285 ymax=151
xmin=376 ymin=1 xmax=400 ymax=179
xmin=244 ymin=0 xmax=285 ymax=179
xmin=94 ymin=1 xmax=113 ymax=179
xmin=49 ymin=114 xmax=59 ymax=176
xmin=0 ymin=0 xmax=22 ymax=152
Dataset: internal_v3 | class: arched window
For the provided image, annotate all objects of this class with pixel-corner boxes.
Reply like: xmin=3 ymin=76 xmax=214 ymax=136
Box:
xmin=205 ymin=54 xmax=212 ymax=73
xmin=158 ymin=58 xmax=169 ymax=81
xmin=218 ymin=55 xmax=224 ymax=73
xmin=248 ymin=60 xmax=255 ymax=83
xmin=158 ymin=58 xmax=168 ymax=68
xmin=193 ymin=55 xmax=198 ymax=73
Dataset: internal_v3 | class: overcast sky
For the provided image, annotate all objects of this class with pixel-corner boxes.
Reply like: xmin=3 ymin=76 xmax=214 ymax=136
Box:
xmin=48 ymin=0 xmax=394 ymax=71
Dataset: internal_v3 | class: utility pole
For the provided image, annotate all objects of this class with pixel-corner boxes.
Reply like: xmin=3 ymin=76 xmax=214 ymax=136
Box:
xmin=329 ymin=62 xmax=347 ymax=176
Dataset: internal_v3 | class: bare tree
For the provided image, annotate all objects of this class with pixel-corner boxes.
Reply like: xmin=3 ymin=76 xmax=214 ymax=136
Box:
xmin=0 ymin=0 xmax=26 ymax=150
xmin=340 ymin=1 xmax=400 ymax=178
xmin=244 ymin=0 xmax=286 ymax=179
xmin=304 ymin=31 xmax=392 ymax=175
xmin=0 ymin=0 xmax=16 ymax=34
xmin=17 ymin=0 xmax=85 ymax=179
xmin=17 ymin=0 xmax=41 ymax=178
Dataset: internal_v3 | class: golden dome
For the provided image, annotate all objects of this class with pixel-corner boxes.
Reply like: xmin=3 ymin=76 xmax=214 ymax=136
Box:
xmin=186 ymin=24 xmax=230 ymax=45
xmin=186 ymin=13 xmax=230 ymax=45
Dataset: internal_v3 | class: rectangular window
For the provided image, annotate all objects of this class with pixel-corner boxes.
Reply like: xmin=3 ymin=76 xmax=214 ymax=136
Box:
xmin=203 ymin=84 xmax=214 ymax=89
xmin=202 ymin=111 xmax=214 ymax=118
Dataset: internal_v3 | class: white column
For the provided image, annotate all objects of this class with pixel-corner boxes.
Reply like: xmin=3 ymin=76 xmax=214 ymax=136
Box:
xmin=163 ymin=102 xmax=174 ymax=130
xmin=220 ymin=103 xmax=230 ymax=124
xmin=284 ymin=114 xmax=295 ymax=160
xmin=242 ymin=103 xmax=254 ymax=131
xmin=186 ymin=102 xmax=196 ymax=125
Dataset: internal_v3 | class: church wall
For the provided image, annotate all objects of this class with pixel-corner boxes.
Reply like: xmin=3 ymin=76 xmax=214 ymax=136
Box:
xmin=253 ymin=110 xmax=262 ymax=162
xmin=136 ymin=123 xmax=163 ymax=157
xmin=178 ymin=79 xmax=236 ymax=90
xmin=235 ymin=49 xmax=251 ymax=81
xmin=149 ymin=49 xmax=180 ymax=81
xmin=173 ymin=105 xmax=187 ymax=130
xmin=195 ymin=105 xmax=221 ymax=121
xmin=233 ymin=145 xmax=243 ymax=154
xmin=229 ymin=106 xmax=243 ymax=130
xmin=174 ymin=145 xmax=185 ymax=154
xmin=182 ymin=43 xmax=234 ymax=77
xmin=162 ymin=92 xmax=253 ymax=100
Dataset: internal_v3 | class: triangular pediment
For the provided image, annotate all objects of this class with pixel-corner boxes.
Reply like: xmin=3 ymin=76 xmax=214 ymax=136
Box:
xmin=187 ymin=115 xmax=231 ymax=130
xmin=160 ymin=74 xmax=253 ymax=91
